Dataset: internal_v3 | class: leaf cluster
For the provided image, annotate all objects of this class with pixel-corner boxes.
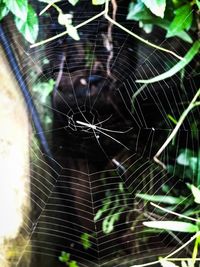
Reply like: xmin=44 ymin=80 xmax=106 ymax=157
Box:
xmin=137 ymin=147 xmax=200 ymax=235
xmin=127 ymin=0 xmax=200 ymax=44
xmin=0 ymin=0 xmax=38 ymax=43
xmin=94 ymin=182 xmax=128 ymax=234
xmin=59 ymin=251 xmax=79 ymax=267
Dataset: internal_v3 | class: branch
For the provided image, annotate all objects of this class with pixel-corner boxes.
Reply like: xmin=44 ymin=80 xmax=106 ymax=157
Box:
xmin=31 ymin=0 xmax=184 ymax=61
xmin=30 ymin=10 xmax=105 ymax=48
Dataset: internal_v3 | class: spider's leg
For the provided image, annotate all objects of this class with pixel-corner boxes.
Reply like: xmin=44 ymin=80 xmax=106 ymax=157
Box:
xmin=97 ymin=129 xmax=129 ymax=151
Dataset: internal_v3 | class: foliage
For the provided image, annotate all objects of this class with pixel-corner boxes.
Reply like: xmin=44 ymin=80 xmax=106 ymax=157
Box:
xmin=136 ymin=41 xmax=200 ymax=84
xmin=80 ymin=233 xmax=92 ymax=250
xmin=56 ymin=9 xmax=80 ymax=40
xmin=31 ymin=0 xmax=200 ymax=88
xmin=0 ymin=0 xmax=101 ymax=43
xmin=135 ymin=87 xmax=200 ymax=265
xmin=59 ymin=251 xmax=79 ymax=267
xmin=138 ymin=145 xmax=200 ymax=227
xmin=0 ymin=0 xmax=38 ymax=43
xmin=127 ymin=0 xmax=199 ymax=42
xmin=127 ymin=0 xmax=200 ymax=83
xmin=190 ymin=184 xmax=200 ymax=204
xmin=37 ymin=0 xmax=106 ymax=42
xmin=94 ymin=182 xmax=128 ymax=234
xmin=137 ymin=143 xmax=200 ymax=266
xmin=136 ymin=193 xmax=187 ymax=205
xmin=1 ymin=0 xmax=200 ymax=264
xmin=32 ymin=79 xmax=55 ymax=104
xmin=143 ymin=221 xmax=199 ymax=233
xmin=32 ymin=78 xmax=55 ymax=129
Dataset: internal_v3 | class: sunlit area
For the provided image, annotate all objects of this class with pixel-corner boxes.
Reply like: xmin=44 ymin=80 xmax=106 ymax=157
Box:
xmin=0 ymin=45 xmax=30 ymax=267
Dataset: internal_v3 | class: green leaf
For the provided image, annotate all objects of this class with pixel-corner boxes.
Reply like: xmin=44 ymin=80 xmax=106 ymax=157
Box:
xmin=6 ymin=0 xmax=28 ymax=21
xmin=103 ymin=208 xmax=124 ymax=234
xmin=147 ymin=17 xmax=192 ymax=43
xmin=59 ymin=251 xmax=70 ymax=263
xmin=167 ymin=4 xmax=193 ymax=36
xmin=196 ymin=0 xmax=200 ymax=9
xmin=58 ymin=13 xmax=73 ymax=26
xmin=176 ymin=149 xmax=198 ymax=175
xmin=68 ymin=0 xmax=79 ymax=5
xmin=136 ymin=41 xmax=200 ymax=84
xmin=67 ymin=24 xmax=80 ymax=41
xmin=190 ymin=184 xmax=200 ymax=204
xmin=183 ymin=209 xmax=200 ymax=217
xmin=173 ymin=31 xmax=193 ymax=44
xmin=148 ymin=18 xmax=192 ymax=43
xmin=177 ymin=149 xmax=193 ymax=166
xmin=69 ymin=260 xmax=79 ymax=267
xmin=94 ymin=209 xmax=103 ymax=221
xmin=181 ymin=261 xmax=188 ymax=267
xmin=139 ymin=22 xmax=153 ymax=33
xmin=143 ymin=221 xmax=199 ymax=233
xmin=127 ymin=2 xmax=153 ymax=21
xmin=92 ymin=0 xmax=106 ymax=5
xmin=141 ymin=0 xmax=166 ymax=18
xmin=159 ymin=259 xmax=179 ymax=267
xmin=126 ymin=3 xmax=192 ymax=43
xmin=167 ymin=114 xmax=178 ymax=125
xmin=32 ymin=79 xmax=55 ymax=104
xmin=192 ymin=235 xmax=200 ymax=262
xmin=0 ymin=2 xmax=9 ymax=21
xmin=119 ymin=182 xmax=124 ymax=193
xmin=15 ymin=5 xmax=39 ymax=44
xmin=80 ymin=233 xmax=92 ymax=250
xmin=189 ymin=157 xmax=198 ymax=173
xmin=94 ymin=197 xmax=111 ymax=221
xmin=136 ymin=193 xmax=185 ymax=205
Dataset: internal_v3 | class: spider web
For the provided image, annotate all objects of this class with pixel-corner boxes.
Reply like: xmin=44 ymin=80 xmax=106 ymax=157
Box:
xmin=2 ymin=1 xmax=200 ymax=267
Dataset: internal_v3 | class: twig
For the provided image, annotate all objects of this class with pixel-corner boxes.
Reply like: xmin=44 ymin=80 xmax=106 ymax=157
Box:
xmin=30 ymin=11 xmax=105 ymax=48
xmin=39 ymin=0 xmax=61 ymax=16
xmin=106 ymin=0 xmax=117 ymax=77
xmin=104 ymin=14 xmax=183 ymax=61
xmin=31 ymin=0 xmax=184 ymax=61
xmin=130 ymin=232 xmax=200 ymax=267
xmin=151 ymin=202 xmax=200 ymax=223
xmin=154 ymin=88 xmax=200 ymax=168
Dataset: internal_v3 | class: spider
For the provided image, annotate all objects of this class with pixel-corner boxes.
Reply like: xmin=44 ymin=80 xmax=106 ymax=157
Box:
xmin=76 ymin=119 xmax=131 ymax=151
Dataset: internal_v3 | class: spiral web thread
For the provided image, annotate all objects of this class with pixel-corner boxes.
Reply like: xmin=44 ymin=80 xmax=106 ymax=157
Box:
xmin=1 ymin=2 xmax=200 ymax=267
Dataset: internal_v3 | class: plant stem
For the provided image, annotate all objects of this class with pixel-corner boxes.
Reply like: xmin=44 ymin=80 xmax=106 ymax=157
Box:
xmin=30 ymin=11 xmax=105 ymax=48
xmin=154 ymin=88 xmax=200 ymax=168
xmin=192 ymin=235 xmax=200 ymax=264
xmin=151 ymin=202 xmax=200 ymax=223
xmin=32 ymin=0 xmax=184 ymax=61
xmin=130 ymin=232 xmax=200 ymax=267
xmin=39 ymin=0 xmax=61 ymax=16
xmin=104 ymin=13 xmax=184 ymax=61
